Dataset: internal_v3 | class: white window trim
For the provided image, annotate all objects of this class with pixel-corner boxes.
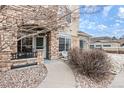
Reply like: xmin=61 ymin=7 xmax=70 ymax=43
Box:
xmin=59 ymin=37 xmax=71 ymax=51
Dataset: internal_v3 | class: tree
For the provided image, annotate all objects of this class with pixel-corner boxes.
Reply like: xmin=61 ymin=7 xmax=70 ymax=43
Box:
xmin=112 ymin=36 xmax=117 ymax=40
xmin=0 ymin=5 xmax=105 ymax=52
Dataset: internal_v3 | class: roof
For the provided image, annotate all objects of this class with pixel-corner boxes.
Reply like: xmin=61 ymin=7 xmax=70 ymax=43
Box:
xmin=91 ymin=36 xmax=112 ymax=40
xmin=118 ymin=39 xmax=124 ymax=45
xmin=91 ymin=40 xmax=120 ymax=43
xmin=78 ymin=31 xmax=92 ymax=37
xmin=90 ymin=36 xmax=120 ymax=43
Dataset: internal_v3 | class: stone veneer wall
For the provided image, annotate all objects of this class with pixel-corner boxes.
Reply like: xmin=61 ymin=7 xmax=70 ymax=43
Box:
xmin=47 ymin=31 xmax=59 ymax=59
xmin=0 ymin=28 xmax=17 ymax=53
xmin=0 ymin=50 xmax=44 ymax=71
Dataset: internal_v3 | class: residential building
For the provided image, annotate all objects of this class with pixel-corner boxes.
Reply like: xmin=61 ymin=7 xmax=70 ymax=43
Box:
xmin=0 ymin=5 xmax=92 ymax=63
xmin=78 ymin=31 xmax=91 ymax=49
xmin=118 ymin=38 xmax=124 ymax=47
xmin=90 ymin=36 xmax=124 ymax=53
xmin=0 ymin=5 xmax=92 ymax=64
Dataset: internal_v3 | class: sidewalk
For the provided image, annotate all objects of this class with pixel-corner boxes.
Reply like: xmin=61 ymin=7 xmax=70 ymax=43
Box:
xmin=38 ymin=60 xmax=76 ymax=88
xmin=109 ymin=68 xmax=124 ymax=88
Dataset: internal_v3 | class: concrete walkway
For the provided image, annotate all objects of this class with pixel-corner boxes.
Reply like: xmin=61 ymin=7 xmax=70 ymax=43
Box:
xmin=109 ymin=68 xmax=124 ymax=88
xmin=108 ymin=54 xmax=124 ymax=88
xmin=38 ymin=60 xmax=76 ymax=88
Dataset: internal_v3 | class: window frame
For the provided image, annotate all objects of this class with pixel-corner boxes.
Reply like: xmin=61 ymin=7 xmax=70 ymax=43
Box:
xmin=59 ymin=37 xmax=71 ymax=51
xmin=36 ymin=37 xmax=44 ymax=49
xmin=90 ymin=45 xmax=94 ymax=49
xmin=95 ymin=45 xmax=102 ymax=48
xmin=79 ymin=40 xmax=84 ymax=49
xmin=103 ymin=45 xmax=111 ymax=47
xmin=18 ymin=37 xmax=33 ymax=52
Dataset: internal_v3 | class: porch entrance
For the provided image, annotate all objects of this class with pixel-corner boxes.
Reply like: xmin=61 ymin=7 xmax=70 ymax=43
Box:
xmin=16 ymin=24 xmax=51 ymax=59
xmin=17 ymin=35 xmax=47 ymax=59
xmin=34 ymin=36 xmax=47 ymax=59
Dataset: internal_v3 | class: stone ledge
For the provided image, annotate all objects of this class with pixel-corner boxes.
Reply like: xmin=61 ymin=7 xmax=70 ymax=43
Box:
xmin=0 ymin=64 xmax=48 ymax=88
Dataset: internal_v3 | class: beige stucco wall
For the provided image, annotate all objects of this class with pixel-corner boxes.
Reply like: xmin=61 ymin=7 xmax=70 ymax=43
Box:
xmin=91 ymin=42 xmax=120 ymax=48
xmin=78 ymin=35 xmax=90 ymax=49
xmin=90 ymin=42 xmax=123 ymax=52
xmin=71 ymin=36 xmax=79 ymax=48
xmin=103 ymin=47 xmax=124 ymax=51
xmin=58 ymin=5 xmax=80 ymax=49
xmin=70 ymin=6 xmax=80 ymax=49
xmin=70 ymin=6 xmax=79 ymax=37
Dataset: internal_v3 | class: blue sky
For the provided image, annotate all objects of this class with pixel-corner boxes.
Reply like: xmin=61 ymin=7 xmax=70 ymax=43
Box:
xmin=79 ymin=5 xmax=124 ymax=38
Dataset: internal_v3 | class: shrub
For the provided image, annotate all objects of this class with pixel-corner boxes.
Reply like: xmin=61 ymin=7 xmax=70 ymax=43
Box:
xmin=68 ymin=48 xmax=81 ymax=66
xmin=68 ymin=48 xmax=114 ymax=83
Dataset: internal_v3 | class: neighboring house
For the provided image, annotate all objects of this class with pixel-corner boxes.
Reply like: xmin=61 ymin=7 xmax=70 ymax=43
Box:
xmin=78 ymin=31 xmax=91 ymax=49
xmin=118 ymin=38 xmax=124 ymax=47
xmin=90 ymin=36 xmax=124 ymax=53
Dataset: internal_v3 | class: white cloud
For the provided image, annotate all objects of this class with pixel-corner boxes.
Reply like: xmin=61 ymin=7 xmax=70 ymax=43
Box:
xmin=115 ymin=23 xmax=120 ymax=26
xmin=114 ymin=29 xmax=124 ymax=32
xmin=115 ymin=19 xmax=124 ymax=23
xmin=80 ymin=18 xmax=108 ymax=32
xmin=80 ymin=19 xmax=97 ymax=30
xmin=112 ymin=29 xmax=124 ymax=37
xmin=118 ymin=7 xmax=124 ymax=18
xmin=110 ymin=23 xmax=121 ymax=29
xmin=97 ymin=24 xmax=107 ymax=30
xmin=103 ymin=6 xmax=113 ymax=17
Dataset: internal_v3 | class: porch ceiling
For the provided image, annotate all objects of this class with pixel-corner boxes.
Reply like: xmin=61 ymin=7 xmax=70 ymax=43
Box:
xmin=19 ymin=24 xmax=48 ymax=33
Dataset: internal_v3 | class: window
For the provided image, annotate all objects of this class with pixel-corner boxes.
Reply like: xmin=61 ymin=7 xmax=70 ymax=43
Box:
xmin=59 ymin=37 xmax=71 ymax=51
xmin=96 ymin=45 xmax=102 ymax=48
xmin=59 ymin=38 xmax=65 ymax=51
xmin=103 ymin=45 xmax=111 ymax=47
xmin=36 ymin=37 xmax=44 ymax=49
xmin=18 ymin=37 xmax=32 ymax=52
xmin=80 ymin=40 xmax=84 ymax=48
xmin=90 ymin=45 xmax=94 ymax=49
xmin=66 ymin=38 xmax=71 ymax=51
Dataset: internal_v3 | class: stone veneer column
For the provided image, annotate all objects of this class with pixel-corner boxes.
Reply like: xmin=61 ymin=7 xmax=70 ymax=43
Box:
xmin=0 ymin=51 xmax=11 ymax=61
xmin=36 ymin=49 xmax=44 ymax=64
xmin=10 ymin=31 xmax=17 ymax=53
xmin=48 ymin=31 xmax=59 ymax=60
xmin=0 ymin=51 xmax=12 ymax=71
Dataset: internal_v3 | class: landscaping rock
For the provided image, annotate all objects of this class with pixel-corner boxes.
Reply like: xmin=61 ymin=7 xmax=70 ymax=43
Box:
xmin=0 ymin=64 xmax=48 ymax=88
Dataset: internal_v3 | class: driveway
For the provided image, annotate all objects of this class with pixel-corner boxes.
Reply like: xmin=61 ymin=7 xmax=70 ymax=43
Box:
xmin=38 ymin=60 xmax=76 ymax=88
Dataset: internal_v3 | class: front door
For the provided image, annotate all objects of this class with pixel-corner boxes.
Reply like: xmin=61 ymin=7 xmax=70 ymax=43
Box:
xmin=36 ymin=36 xmax=46 ymax=59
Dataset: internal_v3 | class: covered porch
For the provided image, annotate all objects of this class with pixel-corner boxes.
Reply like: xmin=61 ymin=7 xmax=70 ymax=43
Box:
xmin=0 ymin=23 xmax=59 ymax=71
xmin=11 ymin=23 xmax=59 ymax=60
xmin=12 ymin=24 xmax=50 ymax=60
